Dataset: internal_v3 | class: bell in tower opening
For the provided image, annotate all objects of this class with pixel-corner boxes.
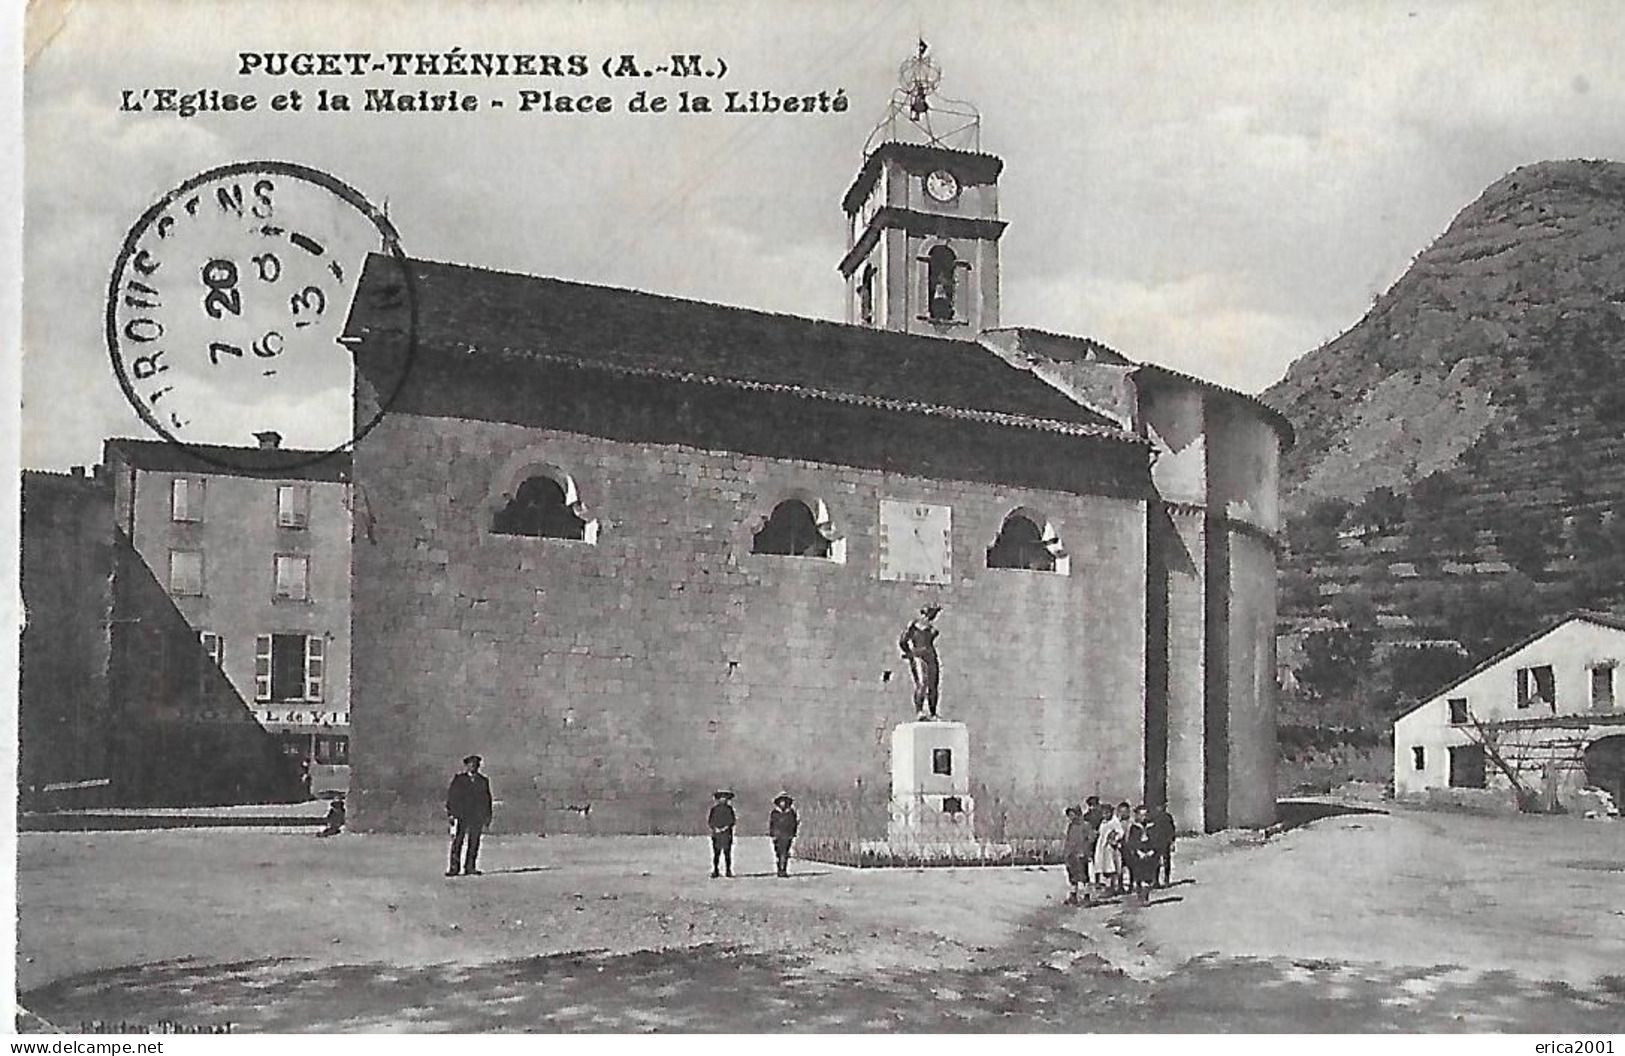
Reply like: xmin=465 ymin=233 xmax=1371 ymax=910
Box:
xmin=837 ymin=42 xmax=1007 ymax=339
xmin=926 ymin=244 xmax=957 ymax=321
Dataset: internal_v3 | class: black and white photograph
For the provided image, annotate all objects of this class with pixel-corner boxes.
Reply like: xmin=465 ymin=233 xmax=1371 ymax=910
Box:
xmin=5 ymin=0 xmax=1625 ymax=1038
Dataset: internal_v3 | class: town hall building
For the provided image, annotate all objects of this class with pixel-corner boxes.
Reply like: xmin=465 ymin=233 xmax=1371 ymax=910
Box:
xmin=342 ymin=58 xmax=1291 ymax=835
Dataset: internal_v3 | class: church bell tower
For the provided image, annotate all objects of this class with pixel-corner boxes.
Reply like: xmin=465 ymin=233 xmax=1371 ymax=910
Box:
xmin=838 ymin=43 xmax=1006 ymax=338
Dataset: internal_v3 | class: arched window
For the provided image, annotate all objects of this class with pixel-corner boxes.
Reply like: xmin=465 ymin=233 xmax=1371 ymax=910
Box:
xmin=927 ymin=245 xmax=957 ymax=321
xmin=986 ymin=510 xmax=1068 ymax=573
xmin=752 ymin=499 xmax=832 ymax=558
xmin=492 ymin=475 xmax=590 ymax=540
xmin=859 ymin=263 xmax=877 ymax=326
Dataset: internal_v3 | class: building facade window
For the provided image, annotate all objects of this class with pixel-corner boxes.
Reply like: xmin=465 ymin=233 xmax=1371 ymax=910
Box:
xmin=277 ymin=484 xmax=310 ymax=529
xmin=170 ymin=477 xmax=203 ymax=522
xmin=753 ymin=499 xmax=831 ymax=558
xmin=274 ymin=553 xmax=310 ymax=601
xmin=1448 ymin=744 xmax=1488 ymax=788
xmin=255 ymin=633 xmax=325 ymax=702
xmin=750 ymin=496 xmax=846 ymax=562
xmin=306 ymin=635 xmax=325 ymax=700
xmin=492 ymin=474 xmax=593 ymax=541
xmin=314 ymin=734 xmax=349 ymax=766
xmin=168 ymin=550 xmax=204 ymax=596
xmin=199 ymin=631 xmax=225 ymax=668
xmin=986 ymin=509 xmax=1069 ymax=574
xmin=859 ymin=263 xmax=877 ymax=326
xmin=1412 ymin=746 xmax=1426 ymax=770
xmin=1516 ymin=665 xmax=1555 ymax=709
xmin=926 ymin=245 xmax=957 ymax=321
xmin=1592 ymin=663 xmax=1616 ymax=709
xmin=1447 ymin=697 xmax=1469 ymax=725
xmin=197 ymin=631 xmax=224 ymax=697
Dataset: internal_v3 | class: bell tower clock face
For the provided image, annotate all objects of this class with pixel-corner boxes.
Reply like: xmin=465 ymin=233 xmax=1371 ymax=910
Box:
xmin=925 ymin=169 xmax=960 ymax=203
xmin=878 ymin=499 xmax=952 ymax=583
xmin=836 ymin=46 xmax=1005 ymax=336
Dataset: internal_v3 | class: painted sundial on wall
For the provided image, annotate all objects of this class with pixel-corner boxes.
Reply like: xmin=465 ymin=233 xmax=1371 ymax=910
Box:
xmin=878 ymin=499 xmax=952 ymax=584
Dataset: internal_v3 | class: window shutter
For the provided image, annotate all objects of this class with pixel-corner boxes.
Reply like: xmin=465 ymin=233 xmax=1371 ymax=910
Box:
xmin=1594 ymin=665 xmax=1616 ymax=709
xmin=305 ymin=636 xmax=325 ymax=701
xmin=196 ymin=632 xmax=211 ymax=696
xmin=279 ymin=485 xmax=310 ymax=528
xmin=1536 ymin=666 xmax=1555 ymax=705
xmin=275 ymin=555 xmax=309 ymax=600
xmin=172 ymin=478 xmax=205 ymax=521
xmin=254 ymin=635 xmax=273 ymax=701
xmin=169 ymin=551 xmax=203 ymax=595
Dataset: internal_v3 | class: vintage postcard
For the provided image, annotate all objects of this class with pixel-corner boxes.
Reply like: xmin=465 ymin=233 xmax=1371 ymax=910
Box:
xmin=8 ymin=0 xmax=1625 ymax=1039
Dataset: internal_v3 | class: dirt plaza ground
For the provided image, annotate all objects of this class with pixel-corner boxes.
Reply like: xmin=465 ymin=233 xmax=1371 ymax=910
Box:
xmin=15 ymin=802 xmax=1625 ymax=1032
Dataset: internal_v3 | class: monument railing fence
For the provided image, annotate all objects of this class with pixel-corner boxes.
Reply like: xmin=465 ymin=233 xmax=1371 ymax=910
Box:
xmin=796 ymin=783 xmax=1074 ymax=868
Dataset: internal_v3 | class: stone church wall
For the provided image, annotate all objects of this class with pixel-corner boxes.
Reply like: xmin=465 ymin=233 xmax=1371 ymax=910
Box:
xmin=1207 ymin=396 xmax=1282 ymax=829
xmin=1136 ymin=383 xmax=1282 ymax=831
xmin=351 ymin=413 xmax=1149 ymax=834
xmin=1155 ymin=507 xmax=1209 ymax=831
xmin=1140 ymin=385 xmax=1207 ymax=506
xmin=1208 ymin=397 xmax=1281 ymax=535
xmin=1223 ymin=531 xmax=1280 ymax=827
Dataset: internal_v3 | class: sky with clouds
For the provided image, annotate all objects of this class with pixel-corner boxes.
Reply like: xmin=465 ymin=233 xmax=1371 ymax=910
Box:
xmin=22 ymin=0 xmax=1625 ymax=468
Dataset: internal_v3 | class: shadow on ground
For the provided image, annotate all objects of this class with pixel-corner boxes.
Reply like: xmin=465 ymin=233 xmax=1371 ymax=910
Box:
xmin=1273 ymin=799 xmax=1387 ymax=833
xmin=22 ymin=938 xmax=1625 ymax=1033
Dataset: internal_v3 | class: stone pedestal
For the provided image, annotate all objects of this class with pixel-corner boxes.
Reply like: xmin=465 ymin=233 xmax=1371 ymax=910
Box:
xmin=888 ymin=721 xmax=977 ymax=849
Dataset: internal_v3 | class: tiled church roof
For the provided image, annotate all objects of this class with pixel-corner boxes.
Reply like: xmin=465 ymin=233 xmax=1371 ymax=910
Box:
xmin=344 ymin=255 xmax=1132 ymax=441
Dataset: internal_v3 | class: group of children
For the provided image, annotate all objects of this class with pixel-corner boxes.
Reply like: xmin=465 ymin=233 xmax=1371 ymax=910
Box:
xmin=706 ymin=789 xmax=801 ymax=878
xmin=1061 ymin=797 xmax=1176 ymax=905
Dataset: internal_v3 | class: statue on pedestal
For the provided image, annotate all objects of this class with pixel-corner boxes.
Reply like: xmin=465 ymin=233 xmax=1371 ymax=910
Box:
xmin=898 ymin=604 xmax=943 ymax=720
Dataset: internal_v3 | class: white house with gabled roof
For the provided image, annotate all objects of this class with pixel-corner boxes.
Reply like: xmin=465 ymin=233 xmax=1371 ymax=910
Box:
xmin=1393 ymin=611 xmax=1625 ymax=808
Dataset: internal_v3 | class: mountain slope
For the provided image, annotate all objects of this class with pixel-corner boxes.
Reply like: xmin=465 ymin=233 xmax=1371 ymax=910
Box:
xmin=1268 ymin=158 xmax=1625 ymax=512
xmin=1265 ymin=160 xmax=1625 ymax=735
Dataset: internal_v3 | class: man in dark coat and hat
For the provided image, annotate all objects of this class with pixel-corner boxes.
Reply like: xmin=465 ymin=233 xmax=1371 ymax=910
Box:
xmin=445 ymin=754 xmax=493 ymax=877
xmin=708 ymin=790 xmax=736 ymax=878
xmin=769 ymin=793 xmax=799 ymax=878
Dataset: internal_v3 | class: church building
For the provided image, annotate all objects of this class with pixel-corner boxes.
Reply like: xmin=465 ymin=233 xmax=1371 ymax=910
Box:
xmin=344 ymin=54 xmax=1290 ymax=834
